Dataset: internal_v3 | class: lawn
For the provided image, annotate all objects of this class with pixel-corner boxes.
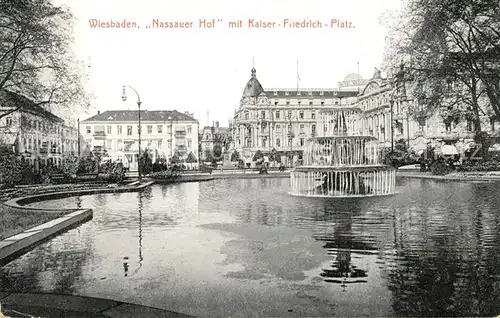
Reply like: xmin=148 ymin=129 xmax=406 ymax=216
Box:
xmin=0 ymin=205 xmax=67 ymax=240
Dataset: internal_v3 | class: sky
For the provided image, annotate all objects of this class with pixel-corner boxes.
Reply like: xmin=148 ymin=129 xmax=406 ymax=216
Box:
xmin=56 ymin=0 xmax=403 ymax=127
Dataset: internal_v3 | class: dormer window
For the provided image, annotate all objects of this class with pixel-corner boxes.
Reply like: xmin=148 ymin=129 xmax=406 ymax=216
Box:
xmin=320 ymin=91 xmax=324 ymax=96
xmin=308 ymin=92 xmax=313 ymax=96
xmin=297 ymin=91 xmax=301 ymax=96
xmin=274 ymin=91 xmax=278 ymax=96
xmin=285 ymin=92 xmax=290 ymax=96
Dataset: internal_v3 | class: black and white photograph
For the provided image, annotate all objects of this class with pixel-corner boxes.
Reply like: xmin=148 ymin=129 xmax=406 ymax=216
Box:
xmin=0 ymin=0 xmax=500 ymax=316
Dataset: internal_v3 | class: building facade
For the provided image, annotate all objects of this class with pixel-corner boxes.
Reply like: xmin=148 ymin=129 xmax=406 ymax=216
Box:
xmin=231 ymin=66 xmax=500 ymax=165
xmin=358 ymin=66 xmax=499 ymax=156
xmin=0 ymin=90 xmax=79 ymax=170
xmin=199 ymin=120 xmax=231 ymax=162
xmin=231 ymin=68 xmax=362 ymax=166
xmin=80 ymin=110 xmax=199 ymax=170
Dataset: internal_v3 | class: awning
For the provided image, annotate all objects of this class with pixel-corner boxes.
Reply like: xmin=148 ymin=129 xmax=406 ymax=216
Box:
xmin=441 ymin=144 xmax=459 ymax=155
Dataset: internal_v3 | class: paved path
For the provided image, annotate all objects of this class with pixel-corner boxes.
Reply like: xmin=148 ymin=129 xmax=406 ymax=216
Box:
xmin=0 ymin=292 xmax=191 ymax=317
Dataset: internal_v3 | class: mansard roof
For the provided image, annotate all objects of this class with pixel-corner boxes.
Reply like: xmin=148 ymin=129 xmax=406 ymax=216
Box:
xmin=82 ymin=110 xmax=197 ymax=123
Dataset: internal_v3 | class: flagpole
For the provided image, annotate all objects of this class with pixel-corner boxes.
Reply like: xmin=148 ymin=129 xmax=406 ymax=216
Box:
xmin=296 ymin=60 xmax=299 ymax=92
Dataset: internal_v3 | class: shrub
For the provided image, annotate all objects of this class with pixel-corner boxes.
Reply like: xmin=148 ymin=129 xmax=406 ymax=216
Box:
xmin=430 ymin=159 xmax=451 ymax=175
xmin=149 ymin=169 xmax=182 ymax=180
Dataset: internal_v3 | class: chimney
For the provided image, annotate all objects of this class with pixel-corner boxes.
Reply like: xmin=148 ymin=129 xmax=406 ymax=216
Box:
xmin=97 ymin=110 xmax=100 ymax=114
xmin=212 ymin=120 xmax=214 ymax=127
xmin=215 ymin=121 xmax=219 ymax=128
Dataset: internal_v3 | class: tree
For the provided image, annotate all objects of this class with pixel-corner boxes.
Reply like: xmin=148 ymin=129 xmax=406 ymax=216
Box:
xmin=384 ymin=0 xmax=500 ymax=157
xmin=213 ymin=144 xmax=223 ymax=159
xmin=230 ymin=150 xmax=239 ymax=162
xmin=253 ymin=150 xmax=264 ymax=162
xmin=170 ymin=150 xmax=181 ymax=164
xmin=139 ymin=148 xmax=153 ymax=175
xmin=0 ymin=0 xmax=90 ymax=120
xmin=186 ymin=151 xmax=197 ymax=163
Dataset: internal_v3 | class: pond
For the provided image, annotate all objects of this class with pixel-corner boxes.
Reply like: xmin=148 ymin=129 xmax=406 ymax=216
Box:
xmin=1 ymin=177 xmax=500 ymax=317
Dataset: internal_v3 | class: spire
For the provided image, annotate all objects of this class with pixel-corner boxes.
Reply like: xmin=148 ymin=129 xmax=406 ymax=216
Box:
xmin=251 ymin=59 xmax=256 ymax=78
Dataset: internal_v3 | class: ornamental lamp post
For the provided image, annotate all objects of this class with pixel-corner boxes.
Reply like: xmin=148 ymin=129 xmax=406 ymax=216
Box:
xmin=122 ymin=85 xmax=142 ymax=180
xmin=167 ymin=116 xmax=173 ymax=159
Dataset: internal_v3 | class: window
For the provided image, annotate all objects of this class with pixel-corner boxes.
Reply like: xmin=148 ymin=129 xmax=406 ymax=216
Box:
xmin=245 ymin=112 xmax=249 ymax=120
xmin=147 ymin=140 xmax=152 ymax=147
xmin=298 ymin=100 xmax=301 ymax=105
xmin=86 ymin=126 xmax=91 ymax=134
xmin=286 ymin=100 xmax=290 ymax=105
xmin=261 ymin=111 xmax=265 ymax=119
xmin=300 ymin=138 xmax=304 ymax=146
xmin=275 ymin=111 xmax=280 ymax=119
xmin=287 ymin=110 xmax=292 ymax=119
xmin=467 ymin=119 xmax=473 ymax=132
xmin=276 ymin=124 xmax=281 ymax=130
xmin=288 ymin=124 xmax=292 ymax=132
xmin=157 ymin=125 xmax=163 ymax=133
xmin=324 ymin=124 xmax=328 ymax=132
xmin=158 ymin=139 xmax=163 ymax=148
xmin=276 ymin=138 xmax=281 ymax=147
xmin=28 ymin=138 xmax=32 ymax=150
xmin=127 ymin=126 xmax=132 ymax=135
xmin=187 ymin=126 xmax=192 ymax=134
xmin=299 ymin=111 xmax=304 ymax=119
xmin=147 ymin=125 xmax=152 ymax=134
xmin=300 ymin=124 xmax=304 ymax=133
xmin=107 ymin=126 xmax=112 ymax=134
xmin=311 ymin=112 xmax=316 ymax=119
xmin=288 ymin=137 xmax=293 ymax=146
xmin=311 ymin=124 xmax=316 ymax=136
xmin=309 ymin=100 xmax=313 ymax=105
xmin=117 ymin=126 xmax=122 ymax=135
xmin=321 ymin=100 xmax=325 ymax=106
xmin=187 ymin=140 xmax=192 ymax=148
xmin=445 ymin=122 xmax=452 ymax=132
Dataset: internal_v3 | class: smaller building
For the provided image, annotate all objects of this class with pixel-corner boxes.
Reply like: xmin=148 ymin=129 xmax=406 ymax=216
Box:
xmin=0 ymin=90 xmax=79 ymax=171
xmin=80 ymin=110 xmax=199 ymax=170
xmin=199 ymin=121 xmax=231 ymax=162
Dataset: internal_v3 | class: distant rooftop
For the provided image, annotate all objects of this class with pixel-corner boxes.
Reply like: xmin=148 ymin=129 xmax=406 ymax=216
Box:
xmin=82 ymin=110 xmax=197 ymax=123
xmin=0 ymin=90 xmax=63 ymax=123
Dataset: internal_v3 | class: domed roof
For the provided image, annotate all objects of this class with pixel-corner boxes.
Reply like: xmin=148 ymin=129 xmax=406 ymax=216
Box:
xmin=343 ymin=73 xmax=363 ymax=82
xmin=242 ymin=67 xmax=264 ymax=98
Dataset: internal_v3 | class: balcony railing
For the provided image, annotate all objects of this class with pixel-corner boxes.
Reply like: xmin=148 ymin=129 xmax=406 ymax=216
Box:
xmin=94 ymin=131 xmax=106 ymax=136
xmin=39 ymin=148 xmax=48 ymax=154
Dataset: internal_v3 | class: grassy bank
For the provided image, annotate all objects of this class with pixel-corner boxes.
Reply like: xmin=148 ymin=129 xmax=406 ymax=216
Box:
xmin=0 ymin=205 xmax=67 ymax=240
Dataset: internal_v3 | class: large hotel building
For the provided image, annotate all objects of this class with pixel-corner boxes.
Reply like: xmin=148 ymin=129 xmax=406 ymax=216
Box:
xmin=232 ymin=67 xmax=499 ymax=166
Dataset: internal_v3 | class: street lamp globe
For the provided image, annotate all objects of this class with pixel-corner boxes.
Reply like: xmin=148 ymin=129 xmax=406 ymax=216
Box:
xmin=121 ymin=86 xmax=127 ymax=102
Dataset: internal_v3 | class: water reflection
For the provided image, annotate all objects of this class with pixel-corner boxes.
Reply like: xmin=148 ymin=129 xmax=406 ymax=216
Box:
xmin=2 ymin=178 xmax=500 ymax=316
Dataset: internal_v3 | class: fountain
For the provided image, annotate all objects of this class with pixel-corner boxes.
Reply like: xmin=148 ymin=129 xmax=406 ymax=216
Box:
xmin=289 ymin=109 xmax=396 ymax=198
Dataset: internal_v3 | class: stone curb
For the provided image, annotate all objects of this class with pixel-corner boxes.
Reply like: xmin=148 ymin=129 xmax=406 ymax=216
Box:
xmin=0 ymin=292 xmax=192 ymax=317
xmin=0 ymin=181 xmax=155 ymax=266
xmin=396 ymin=172 xmax=500 ymax=182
